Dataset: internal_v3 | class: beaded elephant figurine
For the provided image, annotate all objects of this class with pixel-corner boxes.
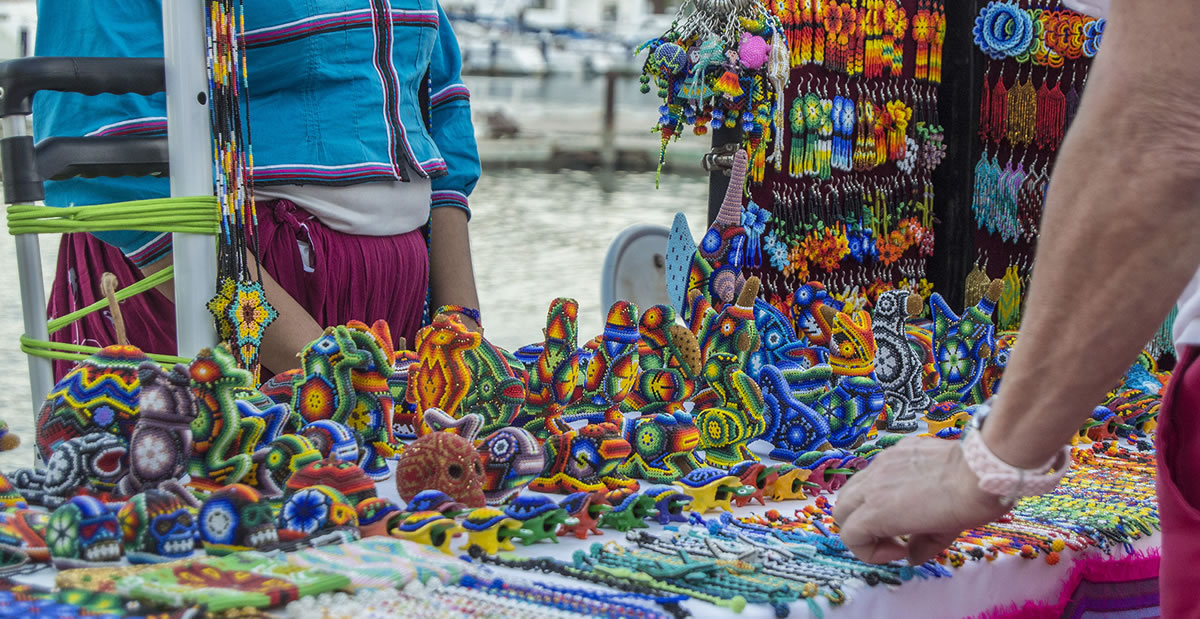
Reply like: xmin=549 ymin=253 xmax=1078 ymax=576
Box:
xmin=11 ymin=432 xmax=129 ymax=507
xmin=617 ymin=408 xmax=705 ymax=483
xmin=119 ymin=362 xmax=197 ymax=496
xmin=518 ymin=298 xmax=583 ymax=439
xmin=929 ymin=280 xmax=1004 ymax=406
xmin=562 ymin=302 xmax=641 ymax=427
xmin=529 ymin=421 xmax=636 ymax=494
xmin=624 ymin=305 xmax=702 ymax=416
xmin=188 ymin=345 xmax=287 ymax=492
xmin=405 ymin=315 xmax=526 ymax=437
xmin=871 ymin=290 xmax=933 ymax=433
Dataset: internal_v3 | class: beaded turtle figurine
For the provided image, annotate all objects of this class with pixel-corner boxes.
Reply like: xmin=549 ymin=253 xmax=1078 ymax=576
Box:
xmin=392 ymin=512 xmax=464 ymax=555
xmin=503 ymin=496 xmax=575 ymax=546
xmin=355 ymin=497 xmax=404 ymax=538
xmin=640 ymin=486 xmax=693 ymax=525
xmin=596 ymin=489 xmax=658 ymax=533
xmin=673 ymin=468 xmax=751 ymax=514
xmin=404 ymin=490 xmax=469 ymax=518
xmin=459 ymin=507 xmax=522 ymax=555
xmin=922 ymin=401 xmax=972 ymax=436
xmin=556 ymin=491 xmax=610 ymax=540
xmin=529 ymin=421 xmax=636 ymax=494
xmin=618 ymin=409 xmax=705 ymax=484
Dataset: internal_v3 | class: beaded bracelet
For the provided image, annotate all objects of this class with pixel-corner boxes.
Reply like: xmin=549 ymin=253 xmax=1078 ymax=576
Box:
xmin=434 ymin=304 xmax=482 ymax=327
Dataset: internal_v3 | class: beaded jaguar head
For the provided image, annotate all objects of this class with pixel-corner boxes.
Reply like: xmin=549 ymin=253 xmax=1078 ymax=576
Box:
xmin=198 ymin=483 xmax=278 ymax=556
xmin=530 ymin=422 xmax=635 ymax=494
xmin=46 ymin=495 xmax=122 ymax=569
xmin=117 ymin=489 xmax=196 ymax=564
xmin=393 ymin=430 xmax=486 ymax=508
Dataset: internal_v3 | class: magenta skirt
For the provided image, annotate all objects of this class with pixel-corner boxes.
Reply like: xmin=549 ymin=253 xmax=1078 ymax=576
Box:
xmin=1155 ymin=346 xmax=1200 ymax=616
xmin=48 ymin=199 xmax=429 ymax=380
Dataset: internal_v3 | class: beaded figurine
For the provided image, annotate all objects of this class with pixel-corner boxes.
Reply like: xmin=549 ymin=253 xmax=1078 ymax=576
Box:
xmin=624 ymin=305 xmax=702 ymax=416
xmin=11 ymin=432 xmax=129 ymax=507
xmin=871 ymin=290 xmax=933 ymax=432
xmin=596 ymin=489 xmax=658 ymax=533
xmin=758 ymin=364 xmax=834 ymax=461
xmin=640 ymin=486 xmax=693 ymax=525
xmin=118 ymin=489 xmax=197 ymax=564
xmin=459 ymin=507 xmax=522 ymax=555
xmin=356 ymin=497 xmax=404 ymax=538
xmin=929 ymin=280 xmax=1004 ymax=406
xmin=188 ymin=345 xmax=278 ymax=491
xmin=47 ymin=495 xmax=123 ymax=569
xmin=618 ymin=408 xmax=705 ymax=483
xmin=563 ymin=302 xmax=641 ymax=427
xmin=393 ymin=428 xmax=487 ymax=508
xmin=517 ymin=298 xmax=583 ymax=439
xmin=119 ymin=362 xmax=196 ymax=496
xmin=674 ymin=468 xmax=751 ymax=514
xmin=197 ymin=483 xmax=279 ymax=556
xmin=423 ymin=408 xmax=545 ymax=505
xmin=392 ymin=512 xmax=464 ymax=555
xmin=557 ymin=491 xmax=610 ymax=540
xmin=277 ymin=485 xmax=361 ymax=544
xmin=283 ymin=458 xmax=377 ymax=507
xmin=529 ymin=421 xmax=636 ymax=494
xmin=403 ymin=490 xmax=469 ymax=517
xmin=503 ymin=496 xmax=575 ymax=546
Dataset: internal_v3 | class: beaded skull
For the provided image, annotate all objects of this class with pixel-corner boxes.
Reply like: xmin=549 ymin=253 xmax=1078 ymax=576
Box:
xmin=198 ymin=483 xmax=278 ymax=556
xmin=117 ymin=489 xmax=196 ymax=564
xmin=46 ymin=495 xmax=123 ymax=569
xmin=277 ymin=485 xmax=360 ymax=543
xmin=394 ymin=431 xmax=486 ymax=507
xmin=12 ymin=432 xmax=130 ymax=507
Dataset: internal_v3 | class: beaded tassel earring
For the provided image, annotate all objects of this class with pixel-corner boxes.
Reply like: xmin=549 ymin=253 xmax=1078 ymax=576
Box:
xmin=1005 ymin=72 xmax=1037 ymax=147
xmin=816 ymin=96 xmax=833 ymax=180
xmin=789 ymin=96 xmax=806 ymax=177
xmin=802 ymin=92 xmax=821 ymax=177
xmin=989 ymin=74 xmax=1008 ymax=145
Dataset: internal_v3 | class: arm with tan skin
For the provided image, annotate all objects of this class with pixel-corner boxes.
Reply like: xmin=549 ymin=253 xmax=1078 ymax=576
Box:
xmin=428 ymin=206 xmax=481 ymax=332
xmin=834 ymin=0 xmax=1200 ymax=565
xmin=141 ymin=253 xmax=324 ymax=375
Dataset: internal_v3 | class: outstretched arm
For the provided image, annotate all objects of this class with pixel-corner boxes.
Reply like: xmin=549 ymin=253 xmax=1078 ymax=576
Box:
xmin=835 ymin=0 xmax=1200 ymax=565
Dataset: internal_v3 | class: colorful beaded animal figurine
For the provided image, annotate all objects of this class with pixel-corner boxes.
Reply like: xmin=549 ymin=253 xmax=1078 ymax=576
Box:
xmin=748 ymin=298 xmax=820 ymax=378
xmin=788 ymin=283 xmax=841 ymax=348
xmin=728 ymin=461 xmax=773 ymax=507
xmin=695 ymin=350 xmax=768 ymax=468
xmin=758 ymin=364 xmax=834 ymax=461
xmin=766 ymin=464 xmax=812 ymax=501
xmin=503 ymin=496 xmax=575 ymax=546
xmin=403 ymin=490 xmax=469 ymax=517
xmin=393 ymin=429 xmax=486 ymax=508
xmin=556 ymin=491 xmax=610 ymax=540
xmin=0 ymin=474 xmax=27 ymax=510
xmin=393 ymin=512 xmax=464 ymax=555
xmin=691 ymin=277 xmax=762 ymax=369
xmin=300 ymin=419 xmax=361 ymax=464
xmin=625 ymin=305 xmax=702 ymax=416
xmin=198 ymin=483 xmax=279 ymax=556
xmin=36 ymin=345 xmax=149 ymax=462
xmin=922 ymin=401 xmax=972 ymax=436
xmin=0 ymin=510 xmax=49 ymax=562
xmin=459 ymin=507 xmax=522 ymax=555
xmin=563 ymin=302 xmax=641 ymax=426
xmin=476 ymin=426 xmax=546 ymax=505
xmin=344 ymin=320 xmax=401 ymax=479
xmin=356 ymin=497 xmax=404 ymax=538
xmin=252 ymin=433 xmax=323 ymax=499
xmin=640 ymin=486 xmax=693 ymax=525
xmin=618 ymin=408 xmax=706 ymax=483
xmin=674 ymin=468 xmax=751 ymax=514
xmin=596 ymin=489 xmax=658 ymax=533
xmin=872 ymin=290 xmax=933 ymax=432
xmin=529 ymin=421 xmax=636 ymax=494
xmin=117 ymin=489 xmax=196 ymax=564
xmin=818 ymin=305 xmax=878 ymax=379
xmin=517 ymin=298 xmax=583 ymax=439
xmin=47 ymin=495 xmax=123 ymax=569
xmin=119 ymin=362 xmax=196 ymax=496
xmin=188 ymin=345 xmax=275 ymax=491
xmin=929 ymin=280 xmax=1004 ymax=406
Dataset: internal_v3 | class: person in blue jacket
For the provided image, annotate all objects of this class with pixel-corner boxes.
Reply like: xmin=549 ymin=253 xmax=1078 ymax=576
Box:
xmin=34 ymin=0 xmax=482 ymax=376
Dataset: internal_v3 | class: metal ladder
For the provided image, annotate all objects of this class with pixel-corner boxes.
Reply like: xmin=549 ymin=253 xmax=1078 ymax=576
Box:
xmin=0 ymin=1 xmax=216 ymax=424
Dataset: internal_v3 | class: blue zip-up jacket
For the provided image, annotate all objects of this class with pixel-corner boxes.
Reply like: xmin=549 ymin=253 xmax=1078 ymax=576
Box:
xmin=33 ymin=0 xmax=479 ymax=267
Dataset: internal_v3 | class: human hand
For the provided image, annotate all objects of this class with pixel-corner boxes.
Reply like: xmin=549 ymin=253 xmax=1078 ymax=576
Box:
xmin=833 ymin=437 xmax=1010 ymax=565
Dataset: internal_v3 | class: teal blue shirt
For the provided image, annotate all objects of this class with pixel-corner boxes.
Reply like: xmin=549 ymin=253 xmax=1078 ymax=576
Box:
xmin=34 ymin=0 xmax=479 ymax=267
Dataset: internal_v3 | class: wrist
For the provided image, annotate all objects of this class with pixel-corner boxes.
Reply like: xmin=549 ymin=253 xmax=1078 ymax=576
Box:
xmin=977 ymin=402 xmax=1063 ymax=470
xmin=964 ymin=400 xmax=1073 ymax=505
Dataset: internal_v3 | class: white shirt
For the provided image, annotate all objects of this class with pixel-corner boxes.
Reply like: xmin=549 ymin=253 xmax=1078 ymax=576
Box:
xmin=1061 ymin=0 xmax=1200 ymax=346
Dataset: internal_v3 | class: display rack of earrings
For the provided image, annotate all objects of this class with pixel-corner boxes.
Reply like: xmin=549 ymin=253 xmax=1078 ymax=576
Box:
xmin=749 ymin=0 xmax=947 ymax=309
xmin=969 ymin=0 xmax=1098 ymax=334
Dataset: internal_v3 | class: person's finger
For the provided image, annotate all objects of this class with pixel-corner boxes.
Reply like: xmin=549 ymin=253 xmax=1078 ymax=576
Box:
xmin=837 ymin=507 xmax=909 ymax=565
xmin=831 ymin=463 xmax=875 ymax=525
xmin=906 ymin=531 xmax=960 ymax=565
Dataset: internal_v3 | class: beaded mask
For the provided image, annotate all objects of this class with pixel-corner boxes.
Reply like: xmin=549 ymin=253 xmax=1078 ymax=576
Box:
xmin=277 ymin=485 xmax=360 ymax=543
xmin=563 ymin=302 xmax=641 ymax=427
xmin=198 ymin=483 xmax=278 ymax=556
xmin=393 ymin=431 xmax=486 ymax=508
xmin=283 ymin=458 xmax=377 ymax=507
xmin=617 ymin=409 xmax=705 ymax=483
xmin=36 ymin=345 xmax=149 ymax=462
xmin=871 ymin=290 xmax=932 ymax=432
xmin=530 ymin=422 xmax=635 ymax=494
xmin=301 ymin=419 xmax=361 ymax=464
xmin=518 ymin=298 xmax=582 ymax=439
xmin=120 ymin=362 xmax=196 ymax=496
xmin=117 ymin=489 xmax=196 ymax=564
xmin=47 ymin=495 xmax=123 ymax=569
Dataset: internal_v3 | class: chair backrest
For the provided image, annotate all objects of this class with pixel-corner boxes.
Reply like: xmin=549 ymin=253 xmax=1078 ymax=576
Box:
xmin=599 ymin=223 xmax=672 ymax=317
